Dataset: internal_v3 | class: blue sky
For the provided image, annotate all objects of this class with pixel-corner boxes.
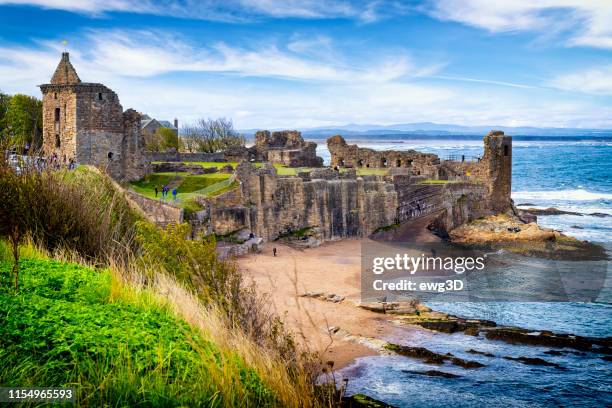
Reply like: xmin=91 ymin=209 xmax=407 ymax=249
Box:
xmin=0 ymin=0 xmax=611 ymax=129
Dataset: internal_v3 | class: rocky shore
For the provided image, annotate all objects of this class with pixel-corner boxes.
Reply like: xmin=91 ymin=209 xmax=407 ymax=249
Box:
xmin=448 ymin=212 xmax=608 ymax=260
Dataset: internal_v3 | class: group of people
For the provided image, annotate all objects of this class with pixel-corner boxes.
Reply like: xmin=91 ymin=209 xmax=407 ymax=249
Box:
xmin=155 ymin=185 xmax=178 ymax=201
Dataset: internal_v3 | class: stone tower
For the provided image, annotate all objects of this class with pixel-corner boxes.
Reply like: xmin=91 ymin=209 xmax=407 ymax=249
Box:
xmin=39 ymin=52 xmax=147 ymax=180
xmin=480 ymin=130 xmax=512 ymax=212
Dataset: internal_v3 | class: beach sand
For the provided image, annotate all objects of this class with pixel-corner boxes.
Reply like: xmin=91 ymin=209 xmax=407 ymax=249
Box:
xmin=238 ymin=216 xmax=441 ymax=368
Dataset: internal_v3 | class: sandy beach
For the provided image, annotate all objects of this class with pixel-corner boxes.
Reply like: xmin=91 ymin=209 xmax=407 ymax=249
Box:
xmin=238 ymin=216 xmax=443 ymax=368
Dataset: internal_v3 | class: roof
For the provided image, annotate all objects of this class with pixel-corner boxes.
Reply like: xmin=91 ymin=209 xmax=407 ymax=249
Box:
xmin=50 ymin=52 xmax=81 ymax=85
xmin=140 ymin=117 xmax=177 ymax=131
xmin=158 ymin=120 xmax=176 ymax=129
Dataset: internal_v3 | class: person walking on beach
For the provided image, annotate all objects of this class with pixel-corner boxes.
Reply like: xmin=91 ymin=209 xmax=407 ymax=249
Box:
xmin=273 ymin=247 xmax=277 ymax=257
xmin=172 ymin=187 xmax=177 ymax=201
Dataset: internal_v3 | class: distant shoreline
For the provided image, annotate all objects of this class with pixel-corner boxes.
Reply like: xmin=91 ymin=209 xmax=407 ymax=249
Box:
xmin=303 ymin=134 xmax=612 ymax=142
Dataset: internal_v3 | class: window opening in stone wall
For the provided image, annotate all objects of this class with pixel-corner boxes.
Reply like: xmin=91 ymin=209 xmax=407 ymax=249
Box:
xmin=381 ymin=158 xmax=387 ymax=167
xmin=396 ymin=159 xmax=401 ymax=167
xmin=406 ymin=159 xmax=413 ymax=167
xmin=107 ymin=152 xmax=114 ymax=160
xmin=357 ymin=159 xmax=363 ymax=167
xmin=98 ymin=93 xmax=103 ymax=101
xmin=54 ymin=107 xmax=60 ymax=122
xmin=54 ymin=93 xmax=57 ymax=99
xmin=55 ymin=134 xmax=60 ymax=148
xmin=504 ymin=145 xmax=509 ymax=156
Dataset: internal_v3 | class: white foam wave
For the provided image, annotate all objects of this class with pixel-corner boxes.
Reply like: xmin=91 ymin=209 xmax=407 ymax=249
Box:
xmin=512 ymin=189 xmax=612 ymax=202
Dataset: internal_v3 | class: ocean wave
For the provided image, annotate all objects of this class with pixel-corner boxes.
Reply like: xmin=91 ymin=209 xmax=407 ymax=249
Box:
xmin=512 ymin=189 xmax=612 ymax=202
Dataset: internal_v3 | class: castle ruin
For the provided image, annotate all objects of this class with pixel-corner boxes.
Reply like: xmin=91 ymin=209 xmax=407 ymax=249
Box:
xmin=327 ymin=132 xmax=512 ymax=212
xmin=39 ymin=53 xmax=148 ymax=181
xmin=203 ymin=131 xmax=512 ymax=242
xmin=251 ymin=130 xmax=323 ymax=167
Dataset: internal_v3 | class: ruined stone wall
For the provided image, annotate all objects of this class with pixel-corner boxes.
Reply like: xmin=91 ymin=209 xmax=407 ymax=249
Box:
xmin=481 ymin=132 xmax=512 ymax=212
xmin=145 ymin=151 xmax=225 ymax=162
xmin=207 ymin=163 xmax=396 ymax=240
xmin=125 ymin=190 xmax=184 ymax=225
xmin=121 ymin=109 xmax=148 ymax=181
xmin=327 ymin=135 xmax=440 ymax=177
xmin=73 ymin=84 xmax=125 ymax=179
xmin=41 ymin=86 xmax=78 ymax=161
xmin=252 ymin=130 xmax=323 ymax=167
xmin=328 ymin=131 xmax=512 ymax=212
xmin=203 ymin=159 xmax=504 ymax=243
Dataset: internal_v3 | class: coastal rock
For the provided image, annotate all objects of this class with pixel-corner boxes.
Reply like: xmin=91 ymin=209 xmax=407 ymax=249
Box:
xmin=403 ymin=316 xmax=495 ymax=334
xmin=449 ymin=213 xmax=608 ymax=261
xmin=484 ymin=327 xmax=611 ymax=351
xmin=358 ymin=300 xmax=423 ymax=315
xmin=342 ymin=393 xmax=397 ymax=408
xmin=503 ymin=356 xmax=564 ymax=369
xmin=384 ymin=343 xmax=484 ymax=368
xmin=402 ymin=369 xmax=461 ymax=379
xmin=300 ymin=292 xmax=344 ymax=303
xmin=521 ymin=207 xmax=582 ymax=216
xmin=467 ymin=349 xmax=494 ymax=357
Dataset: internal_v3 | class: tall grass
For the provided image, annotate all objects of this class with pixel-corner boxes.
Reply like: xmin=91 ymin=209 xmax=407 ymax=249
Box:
xmin=0 ymin=257 xmax=277 ymax=407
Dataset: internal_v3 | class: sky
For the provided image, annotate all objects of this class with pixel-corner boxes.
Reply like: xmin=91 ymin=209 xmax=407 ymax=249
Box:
xmin=0 ymin=0 xmax=611 ymax=129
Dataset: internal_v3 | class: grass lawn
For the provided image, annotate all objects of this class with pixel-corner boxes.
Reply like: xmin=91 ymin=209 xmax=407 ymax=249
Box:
xmin=418 ymin=179 xmax=454 ymax=184
xmin=129 ymin=171 xmax=235 ymax=208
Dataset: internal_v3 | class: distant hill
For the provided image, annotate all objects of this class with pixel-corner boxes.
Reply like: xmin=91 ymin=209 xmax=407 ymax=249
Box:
xmin=240 ymin=122 xmax=612 ymax=139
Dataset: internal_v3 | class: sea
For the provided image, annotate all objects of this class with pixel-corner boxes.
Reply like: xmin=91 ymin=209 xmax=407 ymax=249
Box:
xmin=314 ymin=136 xmax=612 ymax=407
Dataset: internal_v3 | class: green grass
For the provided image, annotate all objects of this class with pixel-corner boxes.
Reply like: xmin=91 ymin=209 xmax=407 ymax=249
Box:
xmin=418 ymin=179 xmax=454 ymax=184
xmin=0 ymin=256 xmax=276 ymax=406
xmin=129 ymin=172 xmax=234 ymax=206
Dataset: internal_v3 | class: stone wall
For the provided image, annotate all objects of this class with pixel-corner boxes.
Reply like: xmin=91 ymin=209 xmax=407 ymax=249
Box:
xmin=145 ymin=151 xmax=225 ymax=162
xmin=121 ymin=109 xmax=148 ymax=181
xmin=327 ymin=135 xmax=440 ymax=177
xmin=207 ymin=162 xmax=397 ymax=240
xmin=251 ymin=130 xmax=323 ymax=167
xmin=41 ymin=85 xmax=78 ymax=161
xmin=327 ymin=131 xmax=512 ymax=212
xmin=202 ymin=158 xmax=506 ymax=243
xmin=125 ymin=190 xmax=184 ymax=225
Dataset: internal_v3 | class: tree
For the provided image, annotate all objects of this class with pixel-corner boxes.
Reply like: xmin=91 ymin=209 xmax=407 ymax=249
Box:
xmin=144 ymin=126 xmax=180 ymax=152
xmin=0 ymin=151 xmax=35 ymax=290
xmin=5 ymin=94 xmax=42 ymax=147
xmin=182 ymin=118 xmax=245 ymax=153
xmin=158 ymin=127 xmax=179 ymax=151
xmin=0 ymin=92 xmax=10 ymax=141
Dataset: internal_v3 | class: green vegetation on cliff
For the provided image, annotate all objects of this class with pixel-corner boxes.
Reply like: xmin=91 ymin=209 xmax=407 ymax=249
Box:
xmin=0 ymin=255 xmax=274 ymax=406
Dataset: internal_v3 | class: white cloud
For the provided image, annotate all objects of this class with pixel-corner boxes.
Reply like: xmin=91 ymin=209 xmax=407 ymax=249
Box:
xmin=0 ymin=0 xmax=404 ymax=22
xmin=427 ymin=0 xmax=612 ymax=49
xmin=0 ymin=0 xmax=154 ymax=14
xmin=32 ymin=29 xmax=434 ymax=83
xmin=549 ymin=65 xmax=612 ymax=95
